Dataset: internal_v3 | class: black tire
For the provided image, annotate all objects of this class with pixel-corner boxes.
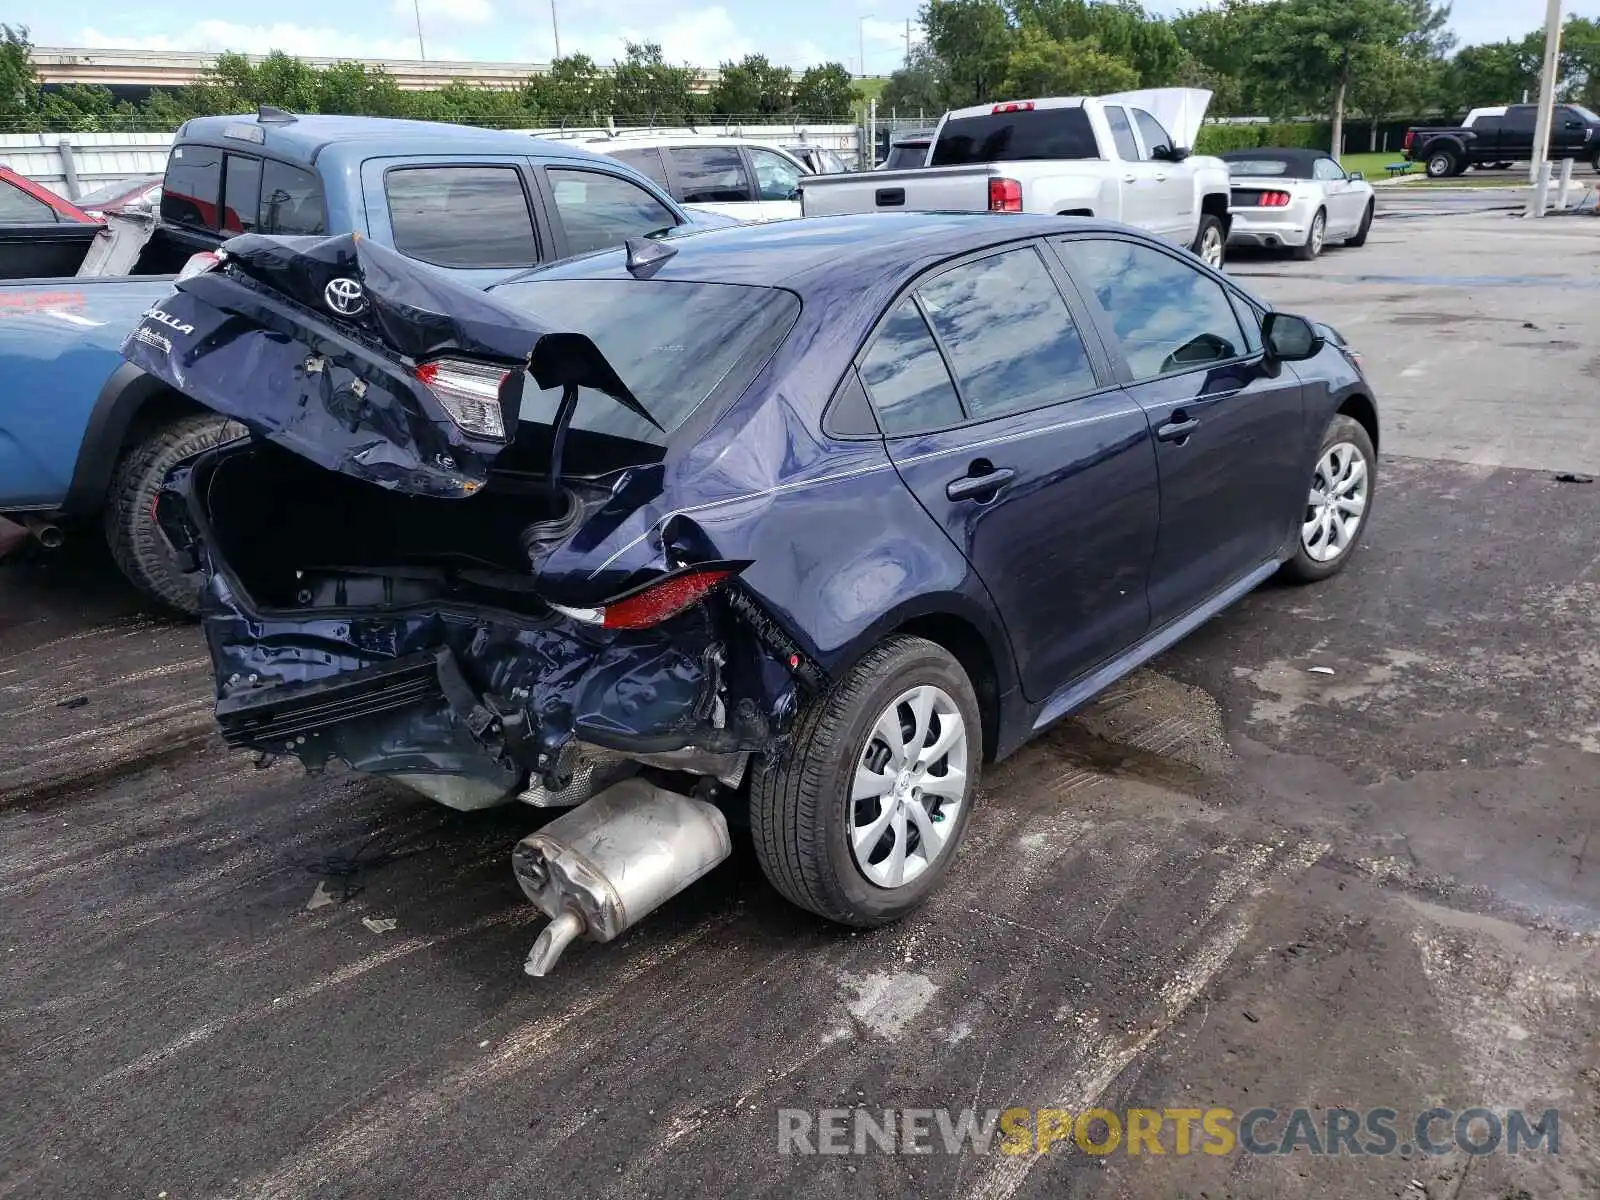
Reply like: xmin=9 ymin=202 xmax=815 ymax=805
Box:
xmin=1281 ymin=414 xmax=1376 ymax=584
xmin=104 ymin=413 xmax=242 ymax=616
xmin=1493 ymin=162 xmax=1513 ymax=171
xmin=751 ymin=635 xmax=982 ymax=927
xmin=1191 ymin=213 xmax=1226 ymax=270
xmin=1425 ymin=149 xmax=1458 ymax=179
xmin=1344 ymin=200 xmax=1374 ymax=247
xmin=1294 ymin=208 xmax=1326 ymax=261
xmin=1591 ymin=149 xmax=1600 ymax=174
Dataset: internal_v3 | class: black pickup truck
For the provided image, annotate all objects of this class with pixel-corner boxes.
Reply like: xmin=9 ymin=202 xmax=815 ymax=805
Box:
xmin=1404 ymin=103 xmax=1600 ymax=177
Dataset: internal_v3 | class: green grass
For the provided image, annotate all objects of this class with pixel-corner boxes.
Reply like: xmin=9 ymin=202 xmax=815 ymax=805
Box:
xmin=852 ymin=77 xmax=889 ymax=106
xmin=1336 ymin=151 xmax=1400 ymax=179
xmin=1338 ymin=149 xmax=1542 ymax=188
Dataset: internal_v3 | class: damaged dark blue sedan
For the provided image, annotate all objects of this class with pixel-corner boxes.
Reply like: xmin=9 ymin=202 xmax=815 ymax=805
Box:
xmin=122 ymin=212 xmax=1378 ymax=974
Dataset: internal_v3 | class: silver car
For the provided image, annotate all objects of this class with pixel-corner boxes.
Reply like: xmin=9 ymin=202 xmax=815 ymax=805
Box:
xmin=1220 ymin=148 xmax=1376 ymax=261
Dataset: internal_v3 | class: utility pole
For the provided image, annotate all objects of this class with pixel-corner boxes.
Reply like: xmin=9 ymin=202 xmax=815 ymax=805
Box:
xmin=1527 ymin=0 xmax=1563 ymax=215
xmin=859 ymin=15 xmax=869 ymax=77
xmin=412 ymin=0 xmax=426 ymax=59
xmin=551 ymin=0 xmax=562 ymax=59
xmin=905 ymin=18 xmax=911 ymax=68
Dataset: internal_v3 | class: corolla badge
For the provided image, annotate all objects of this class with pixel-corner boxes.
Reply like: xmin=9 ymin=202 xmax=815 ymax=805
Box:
xmin=324 ymin=277 xmax=366 ymax=316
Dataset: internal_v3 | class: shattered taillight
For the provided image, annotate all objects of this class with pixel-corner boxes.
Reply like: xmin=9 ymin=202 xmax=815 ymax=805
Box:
xmin=415 ymin=359 xmax=510 ymax=440
xmin=549 ymin=564 xmax=745 ymax=630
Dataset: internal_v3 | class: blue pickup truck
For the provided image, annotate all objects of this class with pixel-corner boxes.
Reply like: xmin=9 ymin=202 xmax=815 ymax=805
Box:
xmin=0 ymin=108 xmax=725 ymax=612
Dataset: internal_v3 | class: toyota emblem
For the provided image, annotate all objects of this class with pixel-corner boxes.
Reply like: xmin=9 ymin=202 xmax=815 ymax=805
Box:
xmin=324 ymin=277 xmax=366 ymax=316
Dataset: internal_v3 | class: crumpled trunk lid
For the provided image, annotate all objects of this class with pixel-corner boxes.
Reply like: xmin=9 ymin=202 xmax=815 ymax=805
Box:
xmin=119 ymin=231 xmax=648 ymax=498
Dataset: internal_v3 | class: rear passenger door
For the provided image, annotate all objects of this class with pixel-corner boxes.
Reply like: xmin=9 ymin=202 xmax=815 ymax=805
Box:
xmin=1054 ymin=234 xmax=1306 ymax=626
xmin=858 ymin=242 xmax=1161 ymax=701
xmin=744 ymin=147 xmax=805 ymax=221
xmin=362 ymin=157 xmax=546 ymax=287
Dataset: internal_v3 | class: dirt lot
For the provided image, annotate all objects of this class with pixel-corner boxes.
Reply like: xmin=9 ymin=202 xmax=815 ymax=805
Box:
xmin=1 ymin=209 xmax=1597 ymax=1200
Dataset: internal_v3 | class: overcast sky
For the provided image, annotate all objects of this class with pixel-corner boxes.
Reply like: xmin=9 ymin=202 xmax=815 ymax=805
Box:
xmin=12 ymin=1 xmax=1600 ymax=70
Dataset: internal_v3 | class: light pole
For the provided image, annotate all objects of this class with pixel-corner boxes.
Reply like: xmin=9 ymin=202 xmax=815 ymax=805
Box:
xmin=412 ymin=0 xmax=426 ymax=60
xmin=859 ymin=14 xmax=872 ymax=77
xmin=551 ymin=0 xmax=562 ymax=59
xmin=1527 ymin=0 xmax=1564 ymax=215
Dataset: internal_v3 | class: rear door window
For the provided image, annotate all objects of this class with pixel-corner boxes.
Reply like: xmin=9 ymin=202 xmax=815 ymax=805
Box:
xmin=1104 ymin=106 xmax=1140 ymax=161
xmin=1060 ymin=237 xmax=1247 ymax=381
xmin=383 ymin=165 xmax=540 ymax=267
xmin=746 ymin=148 xmax=804 ymax=201
xmin=546 ymin=168 xmax=679 ymax=255
xmin=860 ymin=299 xmax=966 ymax=435
xmin=259 ymin=160 xmax=326 ymax=235
xmin=161 ymin=144 xmax=223 ymax=229
xmin=916 ymin=246 xmax=1099 ymax=420
xmin=221 ymin=153 xmax=262 ymax=234
xmin=667 ymin=147 xmax=754 ymax=203
xmin=608 ymin=148 xmax=671 ymax=190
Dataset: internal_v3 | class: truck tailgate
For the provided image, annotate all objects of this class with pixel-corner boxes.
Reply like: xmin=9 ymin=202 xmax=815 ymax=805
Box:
xmin=799 ymin=165 xmax=996 ymax=216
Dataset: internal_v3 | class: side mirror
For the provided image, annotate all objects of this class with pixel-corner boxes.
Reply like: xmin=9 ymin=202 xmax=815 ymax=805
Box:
xmin=1349 ymin=170 xmax=1364 ymax=181
xmin=1263 ymin=312 xmax=1324 ymax=362
xmin=1152 ymin=144 xmax=1189 ymax=163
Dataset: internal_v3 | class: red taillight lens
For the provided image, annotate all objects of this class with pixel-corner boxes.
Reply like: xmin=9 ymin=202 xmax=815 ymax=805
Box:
xmin=415 ymin=358 xmax=511 ymax=440
xmin=991 ymin=101 xmax=1035 ymax=113
xmin=177 ymin=251 xmax=222 ymax=282
xmin=988 ymin=177 xmax=1023 ymax=212
xmin=1261 ymin=191 xmax=1292 ymax=207
xmin=549 ymin=563 xmax=746 ymax=630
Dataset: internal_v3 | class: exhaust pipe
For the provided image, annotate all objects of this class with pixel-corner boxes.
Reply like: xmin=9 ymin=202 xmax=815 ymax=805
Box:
xmin=0 ymin=516 xmax=28 ymax=560
xmin=512 ymin=777 xmax=731 ymax=976
xmin=21 ymin=516 xmax=63 ymax=549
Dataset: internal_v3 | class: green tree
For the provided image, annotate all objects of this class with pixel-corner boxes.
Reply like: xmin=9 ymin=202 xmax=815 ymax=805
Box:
xmin=1002 ymin=30 xmax=1138 ymax=97
xmin=923 ymin=0 xmax=1014 ymax=105
xmin=879 ymin=44 xmax=952 ymax=116
xmin=791 ymin=62 xmax=855 ymax=118
xmin=611 ymin=41 xmax=697 ymax=120
xmin=528 ymin=54 xmax=613 ymax=121
xmin=315 ymin=61 xmax=409 ymax=116
xmin=1252 ymin=0 xmax=1415 ymax=154
xmin=1 ymin=25 xmax=38 ymax=125
xmin=1009 ymin=0 xmax=1183 ymax=85
xmin=710 ymin=53 xmax=793 ymax=116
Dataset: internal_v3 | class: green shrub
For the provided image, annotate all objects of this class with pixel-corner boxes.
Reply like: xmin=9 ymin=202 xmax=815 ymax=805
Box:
xmin=1194 ymin=123 xmax=1264 ymax=154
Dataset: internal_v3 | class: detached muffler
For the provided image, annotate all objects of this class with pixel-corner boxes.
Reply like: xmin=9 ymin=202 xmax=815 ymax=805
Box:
xmin=512 ymin=778 xmax=731 ymax=976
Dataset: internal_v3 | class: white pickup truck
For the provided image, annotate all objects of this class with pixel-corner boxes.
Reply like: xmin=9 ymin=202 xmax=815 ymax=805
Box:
xmin=801 ymin=88 xmax=1232 ymax=266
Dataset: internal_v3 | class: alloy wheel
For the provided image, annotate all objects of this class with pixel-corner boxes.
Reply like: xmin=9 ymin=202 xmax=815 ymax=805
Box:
xmin=1302 ymin=441 xmax=1369 ymax=563
xmin=1309 ymin=212 xmax=1326 ymax=255
xmin=850 ymin=684 xmax=969 ymax=889
xmin=1200 ymin=225 xmax=1224 ymax=268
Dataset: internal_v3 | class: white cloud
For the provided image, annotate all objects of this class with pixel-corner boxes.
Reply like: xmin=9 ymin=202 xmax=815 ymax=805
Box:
xmin=78 ymin=21 xmax=465 ymax=61
xmin=524 ymin=4 xmax=852 ymax=69
xmin=396 ymin=0 xmax=496 ymax=28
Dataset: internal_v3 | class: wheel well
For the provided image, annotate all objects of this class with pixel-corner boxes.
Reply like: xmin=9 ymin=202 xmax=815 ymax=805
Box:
xmin=1338 ymin=393 xmax=1379 ymax=454
xmin=1201 ymin=192 xmax=1230 ymax=228
xmin=894 ymin=613 xmax=1002 ymax=761
xmin=124 ymin=387 xmax=204 ymax=445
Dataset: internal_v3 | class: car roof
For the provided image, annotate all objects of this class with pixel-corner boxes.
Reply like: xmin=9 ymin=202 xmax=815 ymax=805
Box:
xmin=175 ymin=112 xmax=618 ymax=169
xmin=498 ymin=211 xmax=1129 ymax=294
xmin=581 ymin=134 xmax=804 ymax=155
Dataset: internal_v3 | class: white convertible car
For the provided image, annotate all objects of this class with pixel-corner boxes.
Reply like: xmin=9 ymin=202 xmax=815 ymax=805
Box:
xmin=1220 ymin=148 xmax=1376 ymax=261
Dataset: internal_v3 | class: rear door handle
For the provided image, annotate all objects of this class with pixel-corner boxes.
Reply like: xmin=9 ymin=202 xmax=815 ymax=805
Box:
xmin=1154 ymin=172 xmax=1168 ymax=182
xmin=1123 ymin=173 xmax=1137 ymax=183
xmin=946 ymin=466 xmax=1016 ymax=502
xmin=1157 ymin=416 xmax=1200 ymax=443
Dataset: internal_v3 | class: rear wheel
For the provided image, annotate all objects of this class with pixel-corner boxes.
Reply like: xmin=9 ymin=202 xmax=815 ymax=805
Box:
xmin=1426 ymin=149 xmax=1459 ymax=178
xmin=1344 ymin=200 xmax=1374 ymax=247
xmin=1192 ymin=214 xmax=1226 ymax=269
xmin=1281 ymin=414 xmax=1376 ymax=583
xmin=105 ymin=413 xmax=242 ymax=616
xmin=1294 ymin=209 xmax=1326 ymax=261
xmin=751 ymin=635 xmax=981 ymax=927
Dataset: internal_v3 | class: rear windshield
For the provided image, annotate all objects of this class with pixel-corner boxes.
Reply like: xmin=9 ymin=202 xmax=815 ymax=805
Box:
xmin=1225 ymin=159 xmax=1295 ymax=177
xmin=490 ymin=279 xmax=801 ymax=446
xmin=931 ymin=107 xmax=1098 ymax=166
